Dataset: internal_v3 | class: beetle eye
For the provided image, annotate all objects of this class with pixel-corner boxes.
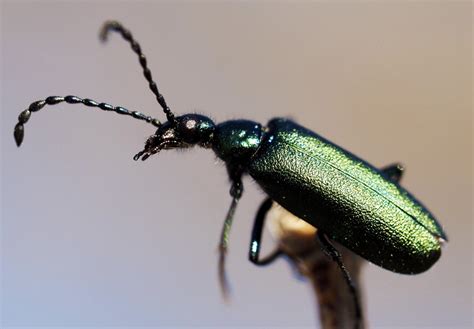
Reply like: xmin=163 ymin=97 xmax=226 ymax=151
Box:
xmin=175 ymin=114 xmax=215 ymax=145
xmin=185 ymin=119 xmax=197 ymax=130
xmin=178 ymin=118 xmax=199 ymax=143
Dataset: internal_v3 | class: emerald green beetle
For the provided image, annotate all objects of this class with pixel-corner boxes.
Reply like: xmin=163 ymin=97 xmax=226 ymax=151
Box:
xmin=14 ymin=21 xmax=446 ymax=329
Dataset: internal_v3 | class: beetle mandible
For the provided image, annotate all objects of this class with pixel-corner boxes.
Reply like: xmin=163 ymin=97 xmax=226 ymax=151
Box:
xmin=14 ymin=21 xmax=447 ymax=328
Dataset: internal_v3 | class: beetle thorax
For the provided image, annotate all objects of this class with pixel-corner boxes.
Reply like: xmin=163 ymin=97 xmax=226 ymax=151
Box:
xmin=212 ymin=120 xmax=264 ymax=165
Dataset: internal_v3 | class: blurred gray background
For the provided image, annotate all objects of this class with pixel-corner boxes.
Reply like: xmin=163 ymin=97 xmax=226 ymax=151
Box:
xmin=2 ymin=2 xmax=472 ymax=328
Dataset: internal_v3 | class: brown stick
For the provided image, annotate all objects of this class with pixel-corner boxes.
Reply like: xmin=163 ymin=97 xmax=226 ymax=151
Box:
xmin=267 ymin=203 xmax=366 ymax=329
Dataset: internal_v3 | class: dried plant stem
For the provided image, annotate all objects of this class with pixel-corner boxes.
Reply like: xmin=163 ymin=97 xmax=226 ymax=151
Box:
xmin=268 ymin=204 xmax=366 ymax=329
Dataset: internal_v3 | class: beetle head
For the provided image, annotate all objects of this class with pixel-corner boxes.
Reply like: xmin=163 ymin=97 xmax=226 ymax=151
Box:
xmin=134 ymin=114 xmax=215 ymax=161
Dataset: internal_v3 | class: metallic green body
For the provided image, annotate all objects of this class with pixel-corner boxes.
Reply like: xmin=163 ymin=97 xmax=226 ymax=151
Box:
xmin=248 ymin=118 xmax=445 ymax=274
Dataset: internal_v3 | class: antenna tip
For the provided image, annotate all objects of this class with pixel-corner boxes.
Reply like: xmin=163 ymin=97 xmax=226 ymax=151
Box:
xmin=14 ymin=123 xmax=24 ymax=147
xmin=99 ymin=20 xmax=120 ymax=43
xmin=99 ymin=26 xmax=109 ymax=43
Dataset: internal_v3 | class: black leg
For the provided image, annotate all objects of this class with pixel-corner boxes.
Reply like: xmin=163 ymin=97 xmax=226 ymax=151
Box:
xmin=218 ymin=176 xmax=243 ymax=298
xmin=249 ymin=198 xmax=283 ymax=266
xmin=381 ymin=163 xmax=405 ymax=183
xmin=317 ymin=231 xmax=362 ymax=329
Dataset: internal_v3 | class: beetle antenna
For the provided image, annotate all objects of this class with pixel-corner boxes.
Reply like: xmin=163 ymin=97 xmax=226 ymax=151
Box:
xmin=14 ymin=95 xmax=161 ymax=147
xmin=100 ymin=20 xmax=176 ymax=125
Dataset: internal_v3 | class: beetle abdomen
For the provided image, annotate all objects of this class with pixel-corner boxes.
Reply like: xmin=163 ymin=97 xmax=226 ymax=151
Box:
xmin=249 ymin=118 xmax=444 ymax=274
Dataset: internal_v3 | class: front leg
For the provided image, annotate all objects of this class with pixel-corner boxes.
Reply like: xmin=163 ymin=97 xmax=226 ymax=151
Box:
xmin=217 ymin=169 xmax=243 ymax=298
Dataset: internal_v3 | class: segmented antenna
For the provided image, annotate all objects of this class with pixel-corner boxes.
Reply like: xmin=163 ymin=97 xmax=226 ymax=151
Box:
xmin=100 ymin=20 xmax=176 ymax=124
xmin=14 ymin=96 xmax=161 ymax=147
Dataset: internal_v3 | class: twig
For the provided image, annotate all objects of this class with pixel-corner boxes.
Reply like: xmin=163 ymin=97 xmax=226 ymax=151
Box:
xmin=267 ymin=203 xmax=366 ymax=329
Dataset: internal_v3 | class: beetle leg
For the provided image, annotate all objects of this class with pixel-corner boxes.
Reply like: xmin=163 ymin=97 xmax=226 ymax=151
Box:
xmin=249 ymin=198 xmax=283 ymax=266
xmin=381 ymin=163 xmax=405 ymax=183
xmin=217 ymin=176 xmax=243 ymax=299
xmin=317 ymin=231 xmax=362 ymax=329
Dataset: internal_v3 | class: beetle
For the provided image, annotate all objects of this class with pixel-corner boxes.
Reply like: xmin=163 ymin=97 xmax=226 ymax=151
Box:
xmin=14 ymin=21 xmax=446 ymax=328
